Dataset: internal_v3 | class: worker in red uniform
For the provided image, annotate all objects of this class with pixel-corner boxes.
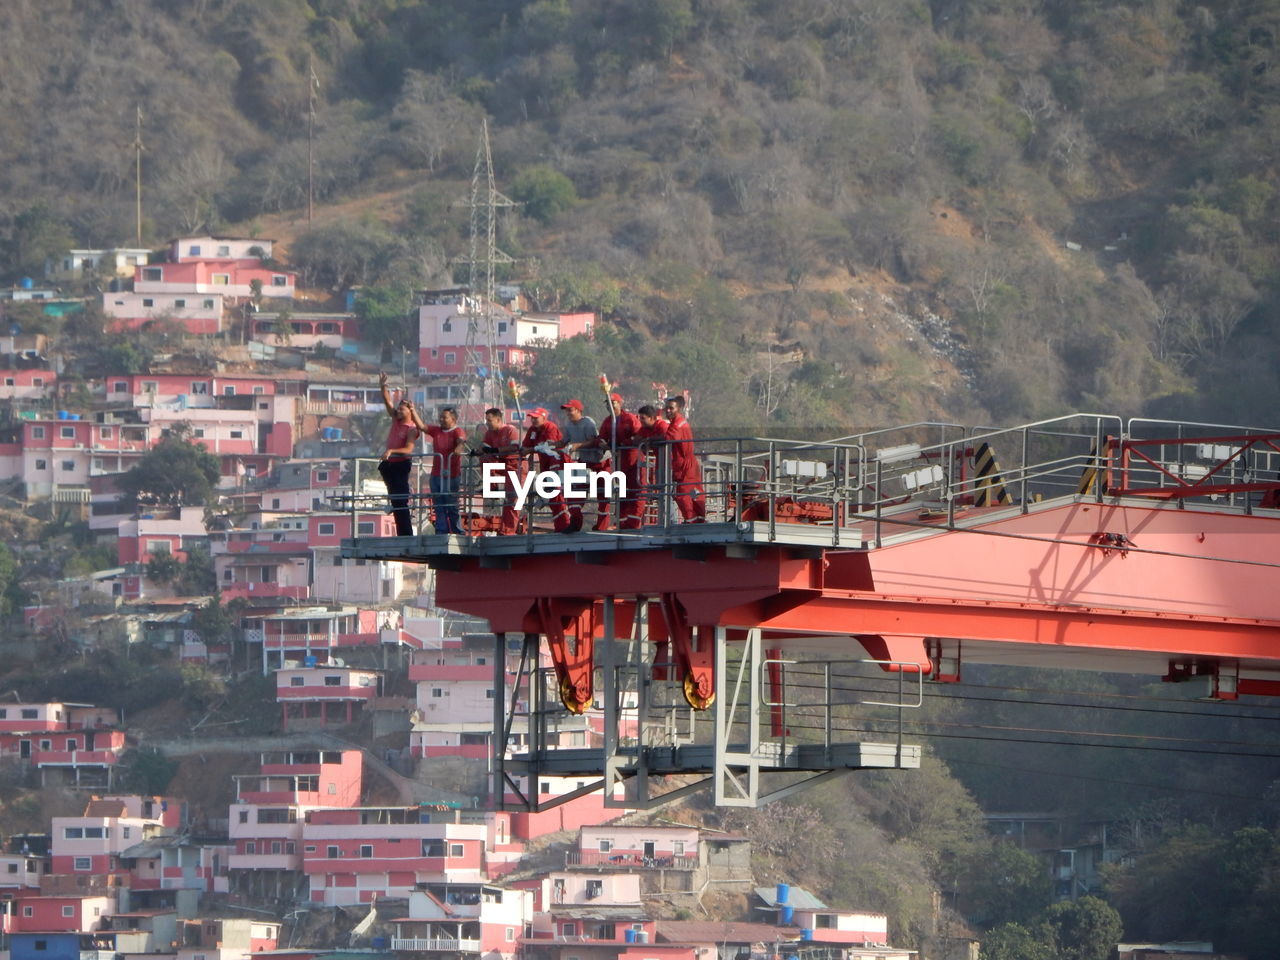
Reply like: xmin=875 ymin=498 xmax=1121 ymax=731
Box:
xmin=479 ymin=407 xmax=522 ymax=535
xmin=583 ymin=392 xmax=643 ymax=530
xmin=377 ymin=372 xmax=421 ymax=536
xmin=663 ymin=395 xmax=706 ymax=522
xmin=417 ymin=406 xmax=467 ymax=534
xmin=635 ymin=404 xmax=670 ymax=526
xmin=516 ymin=407 xmax=581 ymax=533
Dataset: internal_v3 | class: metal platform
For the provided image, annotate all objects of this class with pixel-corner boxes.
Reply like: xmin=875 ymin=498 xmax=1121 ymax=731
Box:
xmin=335 ymin=413 xmax=1280 ymax=807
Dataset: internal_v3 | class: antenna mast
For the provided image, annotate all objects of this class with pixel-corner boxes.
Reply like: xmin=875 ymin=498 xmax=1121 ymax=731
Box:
xmin=307 ymin=54 xmax=318 ymax=222
xmin=131 ymin=105 xmax=144 ymax=246
xmin=460 ymin=120 xmax=517 ymax=411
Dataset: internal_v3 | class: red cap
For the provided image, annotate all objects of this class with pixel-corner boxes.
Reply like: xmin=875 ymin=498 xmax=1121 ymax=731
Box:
xmin=526 ymin=407 xmax=549 ymax=419
xmin=609 ymin=393 xmax=623 ymax=403
xmin=560 ymin=399 xmax=583 ymax=411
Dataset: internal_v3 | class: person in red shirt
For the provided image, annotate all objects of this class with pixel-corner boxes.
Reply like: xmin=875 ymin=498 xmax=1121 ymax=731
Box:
xmin=514 ymin=407 xmax=580 ymax=533
xmin=479 ymin=407 xmax=522 ymax=535
xmin=635 ymin=404 xmax=670 ymax=526
xmin=377 ymin=372 xmax=421 ymax=536
xmin=664 ymin=395 xmax=706 ymax=522
xmin=583 ymin=393 xmax=643 ymax=530
xmin=418 ymin=406 xmax=468 ymax=534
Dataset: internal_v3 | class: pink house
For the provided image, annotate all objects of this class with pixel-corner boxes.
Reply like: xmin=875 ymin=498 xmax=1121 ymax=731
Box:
xmin=276 ymin=666 xmax=382 ymax=729
xmin=0 ymin=369 xmax=56 ymax=400
xmin=119 ymin=835 xmax=231 ymax=895
xmin=7 ymin=894 xmax=116 ymax=933
xmin=176 ymin=917 xmax=280 ymax=960
xmin=521 ymin=871 xmax=654 ymax=959
xmin=571 ymin=824 xmax=699 ymax=870
xmin=301 ymin=807 xmax=498 ymax=905
xmin=50 ymin=796 xmax=181 ymax=878
xmin=252 ymin=312 xmax=358 ymax=349
xmin=228 ymin=750 xmax=362 ymax=899
xmin=135 ymin=261 xmax=296 ymax=300
xmin=102 ymin=291 xmax=224 ymax=335
xmin=391 ymin=886 xmax=532 ymax=960
xmin=116 ymin=507 xmax=207 ymax=565
xmin=417 ymin=291 xmax=594 ymax=377
xmin=0 ymin=704 xmax=126 ymax=788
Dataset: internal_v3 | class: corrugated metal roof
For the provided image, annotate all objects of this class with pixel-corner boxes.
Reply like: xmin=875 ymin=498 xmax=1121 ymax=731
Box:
xmin=753 ymin=885 xmax=827 ymax=910
xmin=656 ymin=920 xmax=801 ymax=944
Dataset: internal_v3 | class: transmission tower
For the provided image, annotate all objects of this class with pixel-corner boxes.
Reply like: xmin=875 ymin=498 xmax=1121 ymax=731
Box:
xmin=457 ymin=120 xmax=518 ymax=411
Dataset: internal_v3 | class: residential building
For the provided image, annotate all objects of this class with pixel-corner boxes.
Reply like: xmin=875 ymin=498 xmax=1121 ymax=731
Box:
xmin=570 ymin=825 xmax=699 ymax=870
xmin=176 ymin=917 xmax=280 ymax=960
xmin=169 ymin=236 xmax=274 ymax=262
xmin=242 ymin=605 xmax=382 ymax=672
xmin=752 ymin=885 xmax=889 ymax=947
xmin=228 ymin=750 xmax=363 ymax=901
xmin=102 ymin=291 xmax=225 ymax=335
xmin=391 ymin=886 xmax=532 ymax=960
xmin=135 ymin=261 xmax=295 ymax=300
xmin=50 ymin=796 xmax=182 ymax=877
xmin=252 ymin=312 xmax=358 ymax=350
xmin=0 ymin=704 xmax=126 ymax=788
xmin=0 ymin=368 xmax=57 ymax=400
xmin=46 ymin=248 xmax=151 ymax=282
xmin=276 ymin=666 xmax=382 ymax=729
xmin=521 ymin=871 xmax=655 ymax=960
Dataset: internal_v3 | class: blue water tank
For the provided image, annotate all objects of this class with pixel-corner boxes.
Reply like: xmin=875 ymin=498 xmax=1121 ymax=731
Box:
xmin=333 ymin=428 xmax=343 ymax=440
xmin=321 ymin=427 xmax=334 ymax=440
xmin=371 ymin=937 xmax=388 ymax=949
xmin=69 ymin=413 xmax=80 ymax=420
xmin=801 ymin=929 xmax=813 ymax=941
xmin=776 ymin=883 xmax=790 ymax=904
xmin=20 ymin=276 xmax=33 ymax=289
xmin=57 ymin=410 xmax=68 ymax=420
xmin=780 ymin=905 xmax=794 ymax=924
xmin=304 ymin=655 xmax=317 ymax=667
xmin=624 ymin=930 xmax=636 ymax=944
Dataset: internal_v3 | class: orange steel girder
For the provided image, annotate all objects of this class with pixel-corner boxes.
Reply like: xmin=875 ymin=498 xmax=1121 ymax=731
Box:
xmin=432 ymin=501 xmax=1280 ymax=698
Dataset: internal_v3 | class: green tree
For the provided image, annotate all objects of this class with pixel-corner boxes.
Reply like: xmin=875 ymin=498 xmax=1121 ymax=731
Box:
xmin=355 ymin=283 xmax=415 ymax=356
xmin=117 ymin=747 xmax=178 ymax=795
xmin=7 ymin=204 xmax=74 ymax=279
xmin=960 ymin=842 xmax=1054 ymax=926
xmin=1041 ymin=896 xmax=1123 ymax=960
xmin=117 ymin=426 xmax=221 ymax=507
xmin=510 ymin=166 xmax=578 ymax=224
xmin=979 ymin=921 xmax=1056 ymax=960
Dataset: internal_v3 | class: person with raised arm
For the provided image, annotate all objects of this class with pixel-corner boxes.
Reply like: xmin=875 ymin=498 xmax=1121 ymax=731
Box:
xmin=377 ymin=372 xmax=421 ymax=537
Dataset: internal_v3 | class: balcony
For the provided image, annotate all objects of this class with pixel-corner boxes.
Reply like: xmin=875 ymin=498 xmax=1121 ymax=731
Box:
xmin=390 ymin=938 xmax=480 ymax=953
xmin=564 ymin=851 xmax=698 ymax=870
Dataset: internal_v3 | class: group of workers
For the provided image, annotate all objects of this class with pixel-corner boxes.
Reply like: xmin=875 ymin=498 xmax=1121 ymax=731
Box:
xmin=375 ymin=372 xmax=706 ymax=537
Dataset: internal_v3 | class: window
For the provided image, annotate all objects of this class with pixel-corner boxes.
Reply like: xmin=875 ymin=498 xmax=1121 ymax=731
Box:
xmin=598 ymin=839 xmax=612 ymax=853
xmin=431 ymin=688 xmax=444 ymax=698
xmin=585 ymin=880 xmax=603 ymax=899
xmin=673 ymin=840 xmax=684 ymax=856
xmin=506 ymin=928 xmax=515 ymax=942
xmin=245 ymin=842 xmax=256 ymax=854
xmin=331 ymin=556 xmax=343 ymax=567
xmin=142 ymin=298 xmax=154 ymax=308
xmin=238 ymin=810 xmax=249 ymax=823
xmin=286 ymin=841 xmax=295 ymax=854
xmin=61 ymin=426 xmax=75 ymax=438
xmin=73 ymin=857 xmax=92 ymax=871
xmin=316 ymin=470 xmax=330 ymax=483
xmin=212 ymin=273 xmax=229 ymax=285
xmin=143 ymin=267 xmax=162 ymax=281
xmin=327 ymin=846 xmax=340 ymax=858
xmin=497 ymin=350 xmax=507 ymax=363
xmin=112 ymin=380 xmax=128 ymax=393
xmin=560 ymin=923 xmax=576 ymax=937
xmin=442 ymin=320 xmax=452 ymax=332
xmin=230 ymin=430 xmax=243 ymax=438
xmin=357 ymin=521 xmax=375 ymax=535
xmin=61 ymin=460 xmax=74 ymax=472
xmin=83 ymin=827 xmax=104 ymax=838
xmin=318 ymin=522 xmax=335 ymax=536
xmin=21 ymin=708 xmax=37 ymax=719
xmin=32 ymin=426 xmax=44 ymax=439
xmin=175 ymin=299 xmax=186 ymax=308
xmin=272 ymin=275 xmax=288 ymax=286
xmin=189 ymin=245 xmax=201 ymax=256
xmin=65 ymin=738 xmax=76 ymax=750
xmin=485 ymin=688 xmax=495 ymax=699
xmin=194 ymin=428 xmax=205 ymax=438
xmin=101 ymin=426 xmax=112 ymax=439
xmin=318 ymin=322 xmax=338 ymax=334
xmin=217 ymin=245 xmax=230 ymax=256
xmin=324 ymin=675 xmax=341 ymax=686
xmin=35 ymin=459 xmax=47 ymax=471
xmin=5 ymin=863 xmax=14 ymax=873
xmin=305 ymin=845 xmax=316 ymax=853
xmin=23 ymin=906 xmax=34 ymax=917
xmin=290 ymin=674 xmax=306 ymax=687
xmin=253 ymin=385 xmax=264 ymax=394
xmin=142 ymin=381 xmax=157 ymax=393
xmin=3 ymin=377 xmax=11 ymax=386
xmin=449 ymin=843 xmax=464 ymax=858
xmin=271 ymin=841 xmax=282 ymax=855
xmin=62 ymin=906 xmax=76 ymax=917
xmin=498 ymin=321 xmax=508 ymax=333
xmin=32 ymin=377 xmax=43 ymax=386
xmin=422 ymin=840 xmax=445 ymax=857
xmin=203 ymin=299 xmax=215 ymax=309
xmin=224 ymin=386 xmax=235 ymax=396
xmin=64 ymin=827 xmax=83 ymax=839
xmin=360 ymin=845 xmax=373 ymax=858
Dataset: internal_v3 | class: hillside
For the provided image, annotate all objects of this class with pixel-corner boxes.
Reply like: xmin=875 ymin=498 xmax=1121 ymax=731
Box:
xmin=0 ymin=0 xmax=1277 ymax=431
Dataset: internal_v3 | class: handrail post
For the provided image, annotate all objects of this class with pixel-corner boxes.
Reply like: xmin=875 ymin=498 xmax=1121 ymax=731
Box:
xmin=1020 ymin=426 xmax=1030 ymax=512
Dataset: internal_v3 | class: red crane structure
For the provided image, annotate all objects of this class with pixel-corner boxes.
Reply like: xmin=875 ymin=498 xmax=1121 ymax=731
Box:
xmin=342 ymin=413 xmax=1280 ymax=808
